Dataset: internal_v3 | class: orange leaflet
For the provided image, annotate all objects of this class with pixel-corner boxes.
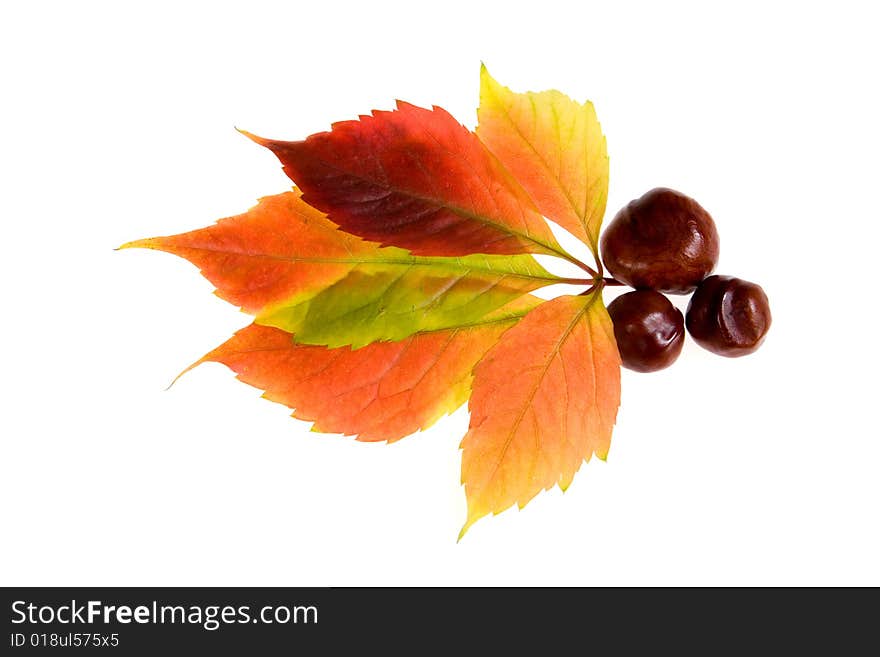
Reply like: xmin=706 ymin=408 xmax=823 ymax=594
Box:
xmin=477 ymin=66 xmax=609 ymax=257
xmin=241 ymin=101 xmax=568 ymax=259
xmin=459 ymin=293 xmax=621 ymax=537
xmin=190 ymin=299 xmax=537 ymax=442
xmin=119 ymin=190 xmax=369 ymax=314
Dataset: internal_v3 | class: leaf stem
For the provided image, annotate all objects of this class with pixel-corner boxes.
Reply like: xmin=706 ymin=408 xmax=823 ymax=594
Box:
xmin=557 ymin=277 xmax=599 ymax=286
xmin=556 ymin=276 xmax=626 ymax=289
xmin=576 ymin=276 xmax=628 ymax=296
xmin=547 ymin=248 xmax=599 ymax=278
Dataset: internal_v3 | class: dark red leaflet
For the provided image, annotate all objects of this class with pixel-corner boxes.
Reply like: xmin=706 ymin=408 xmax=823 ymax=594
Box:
xmin=245 ymin=101 xmax=559 ymax=257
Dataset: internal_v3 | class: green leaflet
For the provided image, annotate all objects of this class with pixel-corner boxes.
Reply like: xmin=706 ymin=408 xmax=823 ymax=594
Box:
xmin=256 ymin=253 xmax=561 ymax=348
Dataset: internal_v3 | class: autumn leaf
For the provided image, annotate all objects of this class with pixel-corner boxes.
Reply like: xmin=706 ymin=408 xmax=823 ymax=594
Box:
xmin=241 ymin=101 xmax=578 ymax=263
xmin=187 ymin=297 xmax=540 ymax=442
xmin=121 ymin=190 xmax=567 ymax=348
xmin=123 ymin=66 xmax=623 ymax=537
xmin=459 ymin=292 xmax=620 ymax=537
xmin=477 ymin=65 xmax=609 ymax=259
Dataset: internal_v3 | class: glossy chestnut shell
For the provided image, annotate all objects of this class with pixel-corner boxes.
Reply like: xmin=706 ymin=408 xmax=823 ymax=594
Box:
xmin=600 ymin=188 xmax=720 ymax=294
xmin=686 ymin=275 xmax=771 ymax=357
xmin=607 ymin=290 xmax=685 ymax=373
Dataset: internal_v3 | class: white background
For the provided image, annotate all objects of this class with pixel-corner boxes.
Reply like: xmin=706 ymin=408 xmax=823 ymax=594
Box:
xmin=2 ymin=1 xmax=878 ymax=586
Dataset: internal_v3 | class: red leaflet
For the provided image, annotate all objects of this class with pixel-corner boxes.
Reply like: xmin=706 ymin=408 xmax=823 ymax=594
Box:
xmin=243 ymin=101 xmax=565 ymax=258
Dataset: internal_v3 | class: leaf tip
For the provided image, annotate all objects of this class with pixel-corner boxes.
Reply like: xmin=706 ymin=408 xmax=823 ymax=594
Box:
xmin=477 ymin=62 xmax=507 ymax=111
xmin=165 ymin=348 xmax=216 ymax=391
xmin=165 ymin=360 xmax=200 ymax=391
xmin=236 ymin=127 xmax=271 ymax=148
xmin=116 ymin=238 xmax=159 ymax=252
xmin=458 ymin=500 xmax=492 ymax=541
xmin=457 ymin=519 xmax=475 ymax=543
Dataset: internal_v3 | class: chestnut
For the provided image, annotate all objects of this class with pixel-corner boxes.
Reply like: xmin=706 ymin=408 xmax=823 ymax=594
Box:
xmin=686 ymin=275 xmax=771 ymax=357
xmin=607 ymin=290 xmax=685 ymax=373
xmin=600 ymin=188 xmax=720 ymax=294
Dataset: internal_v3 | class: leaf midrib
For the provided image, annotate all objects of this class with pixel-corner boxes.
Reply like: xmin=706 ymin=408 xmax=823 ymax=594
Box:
xmin=162 ymin=243 xmax=562 ymax=283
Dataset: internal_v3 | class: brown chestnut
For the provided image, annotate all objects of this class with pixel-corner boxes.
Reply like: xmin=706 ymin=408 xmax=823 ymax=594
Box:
xmin=607 ymin=290 xmax=685 ymax=373
xmin=600 ymin=188 xmax=720 ymax=294
xmin=686 ymin=275 xmax=771 ymax=357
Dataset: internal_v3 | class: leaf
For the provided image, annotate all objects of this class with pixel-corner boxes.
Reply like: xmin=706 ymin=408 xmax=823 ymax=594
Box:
xmin=459 ymin=292 xmax=621 ymax=537
xmin=241 ymin=101 xmax=571 ymax=259
xmin=477 ymin=65 xmax=609 ymax=258
xmin=121 ymin=190 xmax=563 ymax=348
xmin=190 ymin=297 xmax=540 ymax=442
xmin=122 ymin=73 xmax=625 ymax=538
